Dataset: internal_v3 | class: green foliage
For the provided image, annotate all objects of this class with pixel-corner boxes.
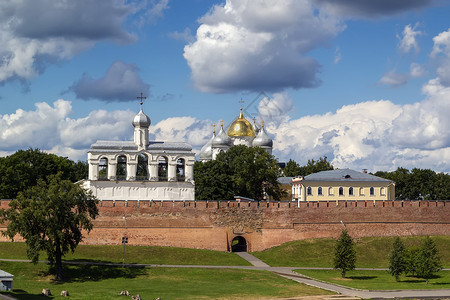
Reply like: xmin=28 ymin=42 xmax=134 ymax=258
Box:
xmin=283 ymin=156 xmax=334 ymax=177
xmin=404 ymin=247 xmax=421 ymax=277
xmin=416 ymin=236 xmax=443 ymax=284
xmin=389 ymin=237 xmax=406 ymax=281
xmin=195 ymin=145 xmax=285 ymax=200
xmin=0 ymin=148 xmax=88 ymax=199
xmin=1 ymin=173 xmax=98 ymax=280
xmin=375 ymin=167 xmax=450 ymax=200
xmin=333 ymin=230 xmax=356 ymax=278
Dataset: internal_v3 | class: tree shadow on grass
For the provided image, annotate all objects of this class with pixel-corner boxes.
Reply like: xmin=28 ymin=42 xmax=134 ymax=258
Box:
xmin=39 ymin=263 xmax=147 ymax=284
xmin=347 ymin=276 xmax=377 ymax=280
xmin=2 ymin=289 xmax=55 ymax=300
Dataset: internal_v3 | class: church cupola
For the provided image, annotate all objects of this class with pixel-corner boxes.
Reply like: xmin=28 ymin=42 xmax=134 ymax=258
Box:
xmin=133 ymin=93 xmax=150 ymax=150
xmin=252 ymin=121 xmax=273 ymax=154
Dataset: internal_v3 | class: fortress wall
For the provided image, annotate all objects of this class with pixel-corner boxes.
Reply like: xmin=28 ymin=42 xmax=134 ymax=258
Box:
xmin=0 ymin=200 xmax=448 ymax=251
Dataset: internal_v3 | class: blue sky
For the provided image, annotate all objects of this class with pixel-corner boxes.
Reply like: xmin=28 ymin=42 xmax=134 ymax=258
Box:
xmin=1 ymin=0 xmax=449 ymax=173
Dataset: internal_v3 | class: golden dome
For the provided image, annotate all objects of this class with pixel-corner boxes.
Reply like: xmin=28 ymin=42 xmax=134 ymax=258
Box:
xmin=227 ymin=108 xmax=256 ymax=137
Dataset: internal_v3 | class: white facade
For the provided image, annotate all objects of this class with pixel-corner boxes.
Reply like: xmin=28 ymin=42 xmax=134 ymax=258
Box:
xmin=84 ymin=103 xmax=195 ymax=201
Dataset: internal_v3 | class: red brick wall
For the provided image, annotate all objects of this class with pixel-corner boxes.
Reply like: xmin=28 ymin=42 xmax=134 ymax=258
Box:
xmin=0 ymin=200 xmax=449 ymax=251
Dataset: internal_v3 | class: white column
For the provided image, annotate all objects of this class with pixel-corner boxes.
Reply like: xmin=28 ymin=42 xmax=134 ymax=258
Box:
xmin=108 ymin=162 xmax=117 ymax=180
xmin=89 ymin=163 xmax=98 ymax=180
xmin=127 ymin=163 xmax=137 ymax=180
xmin=168 ymin=162 xmax=177 ymax=182
xmin=185 ymin=163 xmax=194 ymax=183
xmin=149 ymin=162 xmax=159 ymax=181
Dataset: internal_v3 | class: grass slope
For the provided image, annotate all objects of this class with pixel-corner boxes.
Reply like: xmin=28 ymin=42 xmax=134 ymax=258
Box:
xmin=0 ymin=242 xmax=250 ymax=266
xmin=0 ymin=261 xmax=334 ymax=299
xmin=252 ymin=235 xmax=450 ymax=268
xmin=295 ymin=269 xmax=450 ymax=290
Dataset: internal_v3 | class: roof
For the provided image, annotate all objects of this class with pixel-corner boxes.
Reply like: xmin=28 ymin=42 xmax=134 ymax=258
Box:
xmin=90 ymin=140 xmax=192 ymax=152
xmin=0 ymin=270 xmax=13 ymax=278
xmin=302 ymin=169 xmax=392 ymax=183
xmin=278 ymin=177 xmax=294 ymax=184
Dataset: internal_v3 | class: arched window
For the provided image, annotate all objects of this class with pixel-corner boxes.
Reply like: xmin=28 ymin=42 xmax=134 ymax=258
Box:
xmin=116 ymin=155 xmax=127 ymax=180
xmin=328 ymin=187 xmax=333 ymax=195
xmin=158 ymin=156 xmax=168 ymax=181
xmin=318 ymin=186 xmax=323 ymax=195
xmin=136 ymin=154 xmax=148 ymax=180
xmin=98 ymin=157 xmax=108 ymax=180
xmin=370 ymin=187 xmax=375 ymax=196
xmin=339 ymin=187 xmax=344 ymax=196
xmin=349 ymin=187 xmax=354 ymax=196
xmin=176 ymin=158 xmax=185 ymax=181
xmin=380 ymin=187 xmax=385 ymax=196
xmin=359 ymin=187 xmax=364 ymax=196
xmin=307 ymin=186 xmax=312 ymax=195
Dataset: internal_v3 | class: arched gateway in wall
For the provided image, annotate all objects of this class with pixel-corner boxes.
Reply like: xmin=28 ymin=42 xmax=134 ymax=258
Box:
xmin=231 ymin=236 xmax=247 ymax=252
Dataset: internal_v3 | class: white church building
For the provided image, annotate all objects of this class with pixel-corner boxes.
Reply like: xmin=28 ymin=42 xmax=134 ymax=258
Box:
xmin=199 ymin=102 xmax=273 ymax=161
xmin=83 ymin=95 xmax=195 ymax=201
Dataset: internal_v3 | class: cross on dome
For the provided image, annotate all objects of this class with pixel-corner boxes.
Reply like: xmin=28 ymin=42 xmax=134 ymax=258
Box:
xmin=137 ymin=92 xmax=147 ymax=109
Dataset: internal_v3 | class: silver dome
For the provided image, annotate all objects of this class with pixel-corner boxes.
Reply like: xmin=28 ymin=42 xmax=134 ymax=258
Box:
xmin=199 ymin=132 xmax=215 ymax=160
xmin=252 ymin=125 xmax=273 ymax=148
xmin=212 ymin=126 xmax=232 ymax=148
xmin=132 ymin=109 xmax=151 ymax=127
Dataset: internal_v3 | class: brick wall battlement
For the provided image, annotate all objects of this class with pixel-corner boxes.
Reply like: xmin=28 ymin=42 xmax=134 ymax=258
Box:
xmin=1 ymin=199 xmax=449 ymax=251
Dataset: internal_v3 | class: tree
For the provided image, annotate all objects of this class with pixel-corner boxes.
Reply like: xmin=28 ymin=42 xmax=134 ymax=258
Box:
xmin=284 ymin=159 xmax=302 ymax=177
xmin=194 ymin=145 xmax=286 ymax=200
xmin=333 ymin=229 xmax=356 ymax=278
xmin=0 ymin=149 xmax=88 ymax=199
xmin=416 ymin=236 xmax=442 ymax=284
xmin=389 ymin=237 xmax=407 ymax=281
xmin=1 ymin=173 xmax=98 ymax=281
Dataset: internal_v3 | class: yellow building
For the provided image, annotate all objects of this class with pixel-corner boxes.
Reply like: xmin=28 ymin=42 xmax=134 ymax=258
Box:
xmin=291 ymin=169 xmax=395 ymax=202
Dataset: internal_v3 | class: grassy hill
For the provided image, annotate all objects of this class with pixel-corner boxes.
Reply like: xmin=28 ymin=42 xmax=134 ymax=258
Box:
xmin=251 ymin=235 xmax=450 ymax=268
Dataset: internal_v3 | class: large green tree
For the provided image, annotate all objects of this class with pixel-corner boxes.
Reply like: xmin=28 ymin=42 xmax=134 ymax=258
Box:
xmin=416 ymin=236 xmax=442 ymax=284
xmin=0 ymin=149 xmax=88 ymax=199
xmin=1 ymin=173 xmax=98 ymax=281
xmin=194 ymin=145 xmax=285 ymax=200
xmin=389 ymin=237 xmax=407 ymax=281
xmin=375 ymin=167 xmax=450 ymax=200
xmin=333 ymin=229 xmax=356 ymax=278
xmin=283 ymin=156 xmax=334 ymax=177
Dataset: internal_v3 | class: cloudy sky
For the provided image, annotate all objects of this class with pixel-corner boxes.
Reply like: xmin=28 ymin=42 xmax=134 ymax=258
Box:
xmin=1 ymin=0 xmax=449 ymax=173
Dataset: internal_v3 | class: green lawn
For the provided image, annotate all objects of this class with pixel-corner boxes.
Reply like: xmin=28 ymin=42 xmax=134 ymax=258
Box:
xmin=0 ymin=242 xmax=250 ymax=266
xmin=252 ymin=235 xmax=450 ymax=268
xmin=0 ymin=261 xmax=334 ymax=299
xmin=295 ymin=269 xmax=450 ymax=290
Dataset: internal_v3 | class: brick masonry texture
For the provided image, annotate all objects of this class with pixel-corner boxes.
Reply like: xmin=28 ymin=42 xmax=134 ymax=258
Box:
xmin=0 ymin=200 xmax=449 ymax=251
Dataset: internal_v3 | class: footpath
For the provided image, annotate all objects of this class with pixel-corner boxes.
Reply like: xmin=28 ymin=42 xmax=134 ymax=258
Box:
xmin=1 ymin=256 xmax=450 ymax=300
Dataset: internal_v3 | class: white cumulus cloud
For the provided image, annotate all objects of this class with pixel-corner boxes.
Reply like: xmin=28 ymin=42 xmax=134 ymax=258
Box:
xmin=184 ymin=0 xmax=344 ymax=93
xmin=397 ymin=23 xmax=422 ymax=54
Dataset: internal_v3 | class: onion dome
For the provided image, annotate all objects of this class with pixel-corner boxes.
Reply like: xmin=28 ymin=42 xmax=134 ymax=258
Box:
xmin=227 ymin=106 xmax=256 ymax=137
xmin=212 ymin=123 xmax=232 ymax=148
xmin=252 ymin=123 xmax=273 ymax=148
xmin=132 ymin=107 xmax=151 ymax=128
xmin=199 ymin=126 xmax=216 ymax=160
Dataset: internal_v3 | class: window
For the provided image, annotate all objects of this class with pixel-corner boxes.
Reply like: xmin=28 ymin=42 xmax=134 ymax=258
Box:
xmin=349 ymin=187 xmax=354 ymax=196
xmin=328 ymin=187 xmax=333 ymax=195
xmin=307 ymin=186 xmax=312 ymax=195
xmin=359 ymin=187 xmax=364 ymax=196
xmin=370 ymin=187 xmax=375 ymax=196
xmin=98 ymin=157 xmax=108 ymax=180
xmin=318 ymin=186 xmax=323 ymax=195
xmin=176 ymin=158 xmax=185 ymax=181
xmin=136 ymin=154 xmax=148 ymax=180
xmin=339 ymin=187 xmax=344 ymax=196
xmin=116 ymin=155 xmax=127 ymax=180
xmin=158 ymin=156 xmax=168 ymax=181
xmin=380 ymin=187 xmax=386 ymax=196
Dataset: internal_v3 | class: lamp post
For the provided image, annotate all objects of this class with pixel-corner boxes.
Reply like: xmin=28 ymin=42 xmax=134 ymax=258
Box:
xmin=122 ymin=215 xmax=127 ymax=266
